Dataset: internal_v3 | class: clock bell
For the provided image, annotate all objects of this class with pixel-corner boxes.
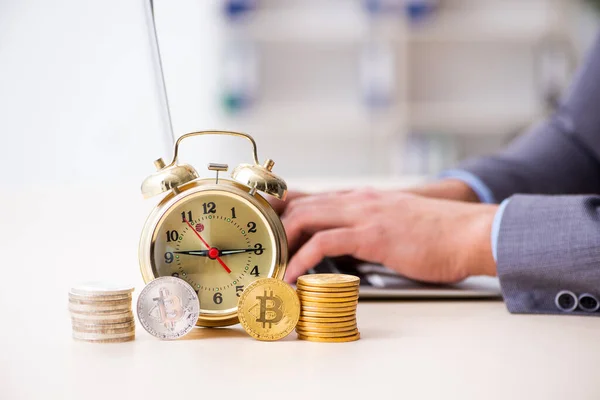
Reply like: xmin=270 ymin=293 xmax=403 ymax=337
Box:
xmin=140 ymin=130 xmax=287 ymax=201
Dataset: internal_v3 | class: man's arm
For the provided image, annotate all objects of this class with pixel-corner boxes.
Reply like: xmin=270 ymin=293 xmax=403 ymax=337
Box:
xmin=497 ymin=195 xmax=600 ymax=315
xmin=459 ymin=33 xmax=600 ymax=202
xmin=444 ymin=32 xmax=600 ymax=315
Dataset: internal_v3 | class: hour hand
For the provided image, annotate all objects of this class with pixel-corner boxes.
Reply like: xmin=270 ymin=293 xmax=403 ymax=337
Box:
xmin=219 ymin=248 xmax=260 ymax=256
xmin=174 ymin=250 xmax=209 ymax=256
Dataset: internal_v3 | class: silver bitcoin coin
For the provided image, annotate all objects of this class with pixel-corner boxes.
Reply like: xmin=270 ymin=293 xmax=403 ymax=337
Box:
xmin=137 ymin=277 xmax=200 ymax=340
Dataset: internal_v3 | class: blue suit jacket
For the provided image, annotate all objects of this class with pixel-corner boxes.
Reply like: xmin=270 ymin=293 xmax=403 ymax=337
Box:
xmin=459 ymin=33 xmax=600 ymax=315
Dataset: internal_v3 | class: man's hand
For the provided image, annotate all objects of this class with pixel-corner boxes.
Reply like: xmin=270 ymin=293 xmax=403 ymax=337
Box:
xmin=269 ymin=191 xmax=308 ymax=215
xmin=272 ymin=179 xmax=479 ymax=216
xmin=281 ymin=189 xmax=497 ymax=284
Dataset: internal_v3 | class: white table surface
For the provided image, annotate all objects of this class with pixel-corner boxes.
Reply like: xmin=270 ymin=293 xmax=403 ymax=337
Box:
xmin=2 ymin=183 xmax=600 ymax=400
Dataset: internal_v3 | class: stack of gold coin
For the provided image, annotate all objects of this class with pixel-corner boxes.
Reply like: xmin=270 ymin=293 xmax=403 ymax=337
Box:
xmin=295 ymin=274 xmax=360 ymax=343
xmin=69 ymin=283 xmax=135 ymax=343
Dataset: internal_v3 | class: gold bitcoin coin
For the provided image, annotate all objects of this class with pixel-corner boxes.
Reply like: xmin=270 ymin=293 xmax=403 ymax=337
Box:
xmin=297 ymin=294 xmax=359 ymax=303
xmin=296 ymin=320 xmax=357 ymax=329
xmin=296 ymin=324 xmax=357 ymax=333
xmin=297 ymin=333 xmax=360 ymax=343
xmin=296 ymin=328 xmax=358 ymax=338
xmin=296 ymin=289 xmax=359 ymax=298
xmin=296 ymin=284 xmax=359 ymax=293
xmin=297 ymin=274 xmax=359 ymax=288
xmin=300 ymin=310 xmax=355 ymax=318
xmin=296 ymin=327 xmax=359 ymax=336
xmin=299 ymin=300 xmax=358 ymax=308
xmin=300 ymin=305 xmax=357 ymax=313
xmin=299 ymin=315 xmax=356 ymax=323
xmin=237 ymin=278 xmax=300 ymax=341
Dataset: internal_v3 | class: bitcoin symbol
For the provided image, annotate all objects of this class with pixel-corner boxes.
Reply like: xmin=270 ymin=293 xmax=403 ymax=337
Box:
xmin=255 ymin=289 xmax=283 ymax=328
xmin=149 ymin=287 xmax=184 ymax=331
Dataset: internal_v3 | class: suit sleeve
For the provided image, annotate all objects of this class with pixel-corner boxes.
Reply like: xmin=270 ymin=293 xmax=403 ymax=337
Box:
xmin=458 ymin=32 xmax=600 ymax=202
xmin=496 ymin=195 xmax=600 ymax=315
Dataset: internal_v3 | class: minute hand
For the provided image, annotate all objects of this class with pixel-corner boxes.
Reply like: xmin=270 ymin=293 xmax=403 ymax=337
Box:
xmin=219 ymin=248 xmax=263 ymax=256
xmin=174 ymin=250 xmax=209 ymax=256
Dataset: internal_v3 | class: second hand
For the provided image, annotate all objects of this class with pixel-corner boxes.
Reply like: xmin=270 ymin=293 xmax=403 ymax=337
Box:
xmin=183 ymin=219 xmax=231 ymax=274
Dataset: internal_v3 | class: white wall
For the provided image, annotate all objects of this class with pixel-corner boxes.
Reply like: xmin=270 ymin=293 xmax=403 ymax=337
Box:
xmin=0 ymin=0 xmax=230 ymax=189
xmin=2 ymin=0 xmax=598 ymax=190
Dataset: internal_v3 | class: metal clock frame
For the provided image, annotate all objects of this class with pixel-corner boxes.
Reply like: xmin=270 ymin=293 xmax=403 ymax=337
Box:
xmin=139 ymin=178 xmax=288 ymax=327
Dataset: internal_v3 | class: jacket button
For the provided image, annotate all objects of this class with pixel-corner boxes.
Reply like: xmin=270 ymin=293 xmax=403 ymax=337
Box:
xmin=555 ymin=290 xmax=578 ymax=312
xmin=578 ymin=293 xmax=599 ymax=312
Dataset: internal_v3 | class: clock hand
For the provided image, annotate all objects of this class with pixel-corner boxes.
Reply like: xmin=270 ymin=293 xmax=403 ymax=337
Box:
xmin=176 ymin=248 xmax=264 ymax=257
xmin=219 ymin=248 xmax=262 ymax=256
xmin=215 ymin=258 xmax=232 ymax=275
xmin=183 ymin=219 xmax=232 ymax=274
xmin=174 ymin=250 xmax=210 ymax=256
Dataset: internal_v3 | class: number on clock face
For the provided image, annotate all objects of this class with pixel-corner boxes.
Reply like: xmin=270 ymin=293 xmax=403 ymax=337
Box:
xmin=152 ymin=191 xmax=277 ymax=314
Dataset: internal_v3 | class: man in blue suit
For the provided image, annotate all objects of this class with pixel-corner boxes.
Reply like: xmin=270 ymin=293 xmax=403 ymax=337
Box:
xmin=279 ymin=33 xmax=600 ymax=316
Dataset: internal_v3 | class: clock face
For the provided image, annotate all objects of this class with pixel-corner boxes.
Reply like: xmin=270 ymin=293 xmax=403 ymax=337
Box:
xmin=150 ymin=189 xmax=277 ymax=315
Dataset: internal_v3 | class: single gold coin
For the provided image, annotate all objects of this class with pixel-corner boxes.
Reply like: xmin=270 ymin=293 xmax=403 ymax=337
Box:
xmin=297 ymin=332 xmax=360 ymax=343
xmin=296 ymin=284 xmax=359 ymax=293
xmin=299 ymin=315 xmax=356 ymax=323
xmin=299 ymin=300 xmax=358 ymax=309
xmin=297 ymin=294 xmax=359 ymax=303
xmin=296 ymin=328 xmax=359 ymax=338
xmin=237 ymin=278 xmax=300 ymax=341
xmin=296 ymin=289 xmax=359 ymax=298
xmin=296 ymin=292 xmax=358 ymax=303
xmin=296 ymin=324 xmax=358 ymax=333
xmin=300 ymin=310 xmax=355 ymax=318
xmin=297 ymin=274 xmax=359 ymax=288
xmin=300 ymin=304 xmax=357 ymax=313
xmin=297 ymin=326 xmax=359 ymax=336
xmin=296 ymin=319 xmax=357 ymax=329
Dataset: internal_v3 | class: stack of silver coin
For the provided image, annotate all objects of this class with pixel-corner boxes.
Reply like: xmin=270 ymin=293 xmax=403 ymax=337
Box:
xmin=69 ymin=283 xmax=135 ymax=343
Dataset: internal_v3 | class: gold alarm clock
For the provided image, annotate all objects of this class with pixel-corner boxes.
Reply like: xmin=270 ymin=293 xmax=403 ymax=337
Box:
xmin=139 ymin=131 xmax=288 ymax=327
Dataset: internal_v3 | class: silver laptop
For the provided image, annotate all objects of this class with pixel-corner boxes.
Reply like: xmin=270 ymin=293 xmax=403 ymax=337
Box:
xmin=307 ymin=257 xmax=501 ymax=299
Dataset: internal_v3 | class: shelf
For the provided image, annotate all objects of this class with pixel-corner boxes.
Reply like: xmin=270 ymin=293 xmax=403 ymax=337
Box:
xmin=229 ymin=7 xmax=556 ymax=45
xmin=406 ymin=11 xmax=555 ymax=44
xmin=238 ymin=7 xmax=372 ymax=44
xmin=407 ymin=102 xmax=543 ymax=135
xmin=219 ymin=101 xmax=542 ymax=137
xmin=219 ymin=102 xmax=403 ymax=138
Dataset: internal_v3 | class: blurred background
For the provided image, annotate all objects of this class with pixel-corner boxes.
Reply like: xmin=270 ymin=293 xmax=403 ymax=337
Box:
xmin=1 ymin=0 xmax=600 ymax=189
